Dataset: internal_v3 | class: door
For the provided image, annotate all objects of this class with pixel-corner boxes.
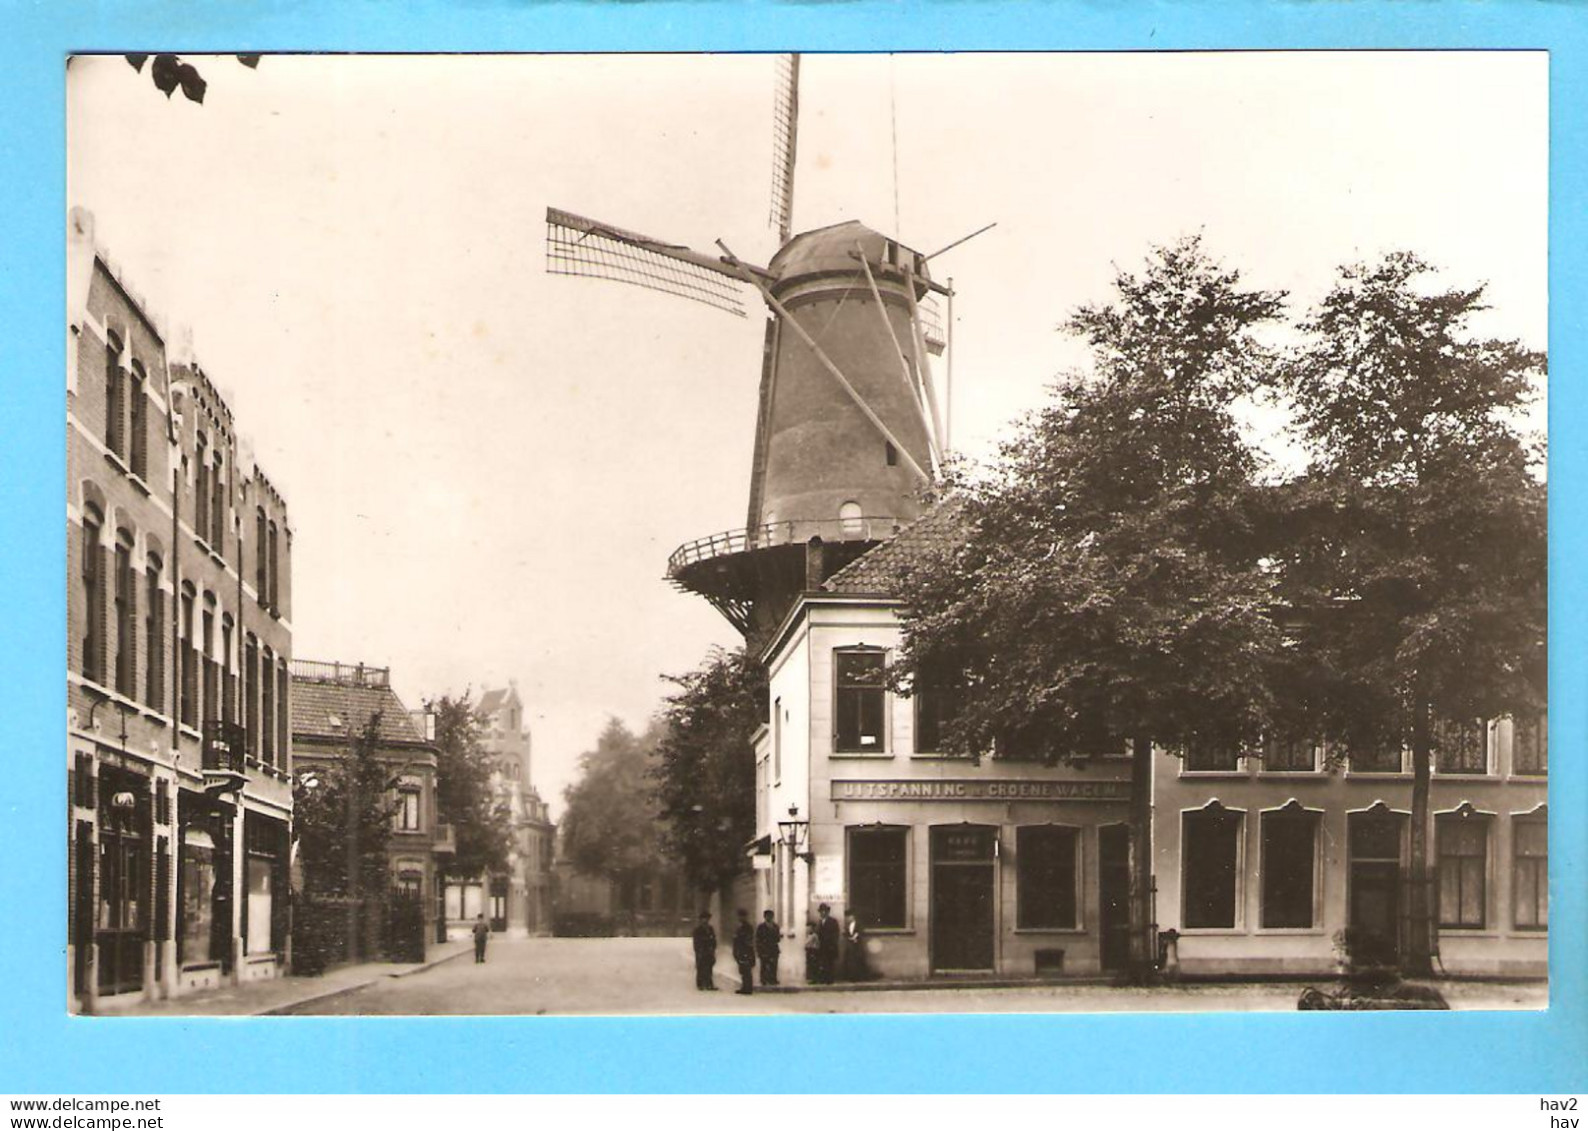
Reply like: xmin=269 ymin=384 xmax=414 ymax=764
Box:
xmin=96 ymin=824 xmax=145 ymax=995
xmin=1098 ymin=824 xmax=1131 ymax=972
xmin=1348 ymin=812 xmax=1405 ymax=966
xmin=931 ymin=826 xmax=995 ymax=972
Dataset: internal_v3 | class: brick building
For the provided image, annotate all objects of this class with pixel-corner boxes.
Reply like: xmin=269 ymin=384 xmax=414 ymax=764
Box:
xmin=290 ymin=659 xmax=445 ymax=955
xmin=67 ymin=208 xmax=294 ymax=1012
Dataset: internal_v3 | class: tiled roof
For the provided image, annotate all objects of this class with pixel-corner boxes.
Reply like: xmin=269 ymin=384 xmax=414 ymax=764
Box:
xmin=290 ymin=676 xmax=429 ymax=746
xmin=822 ymin=497 xmax=970 ymax=597
xmin=477 ymin=686 xmax=516 ymax=717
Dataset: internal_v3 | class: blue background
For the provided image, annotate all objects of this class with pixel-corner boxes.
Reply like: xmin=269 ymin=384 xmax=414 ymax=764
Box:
xmin=2 ymin=2 xmax=1584 ymax=1094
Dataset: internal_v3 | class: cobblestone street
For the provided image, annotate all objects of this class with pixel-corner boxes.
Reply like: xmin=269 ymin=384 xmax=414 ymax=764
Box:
xmin=282 ymin=936 xmax=1548 ymax=1016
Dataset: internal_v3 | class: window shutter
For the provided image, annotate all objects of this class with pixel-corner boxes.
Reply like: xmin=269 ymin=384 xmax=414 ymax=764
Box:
xmin=154 ymin=836 xmax=171 ymax=942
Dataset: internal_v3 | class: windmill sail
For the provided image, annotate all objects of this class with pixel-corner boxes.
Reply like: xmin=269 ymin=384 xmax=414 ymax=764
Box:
xmin=768 ymin=54 xmax=800 ymax=245
xmin=545 ymin=207 xmax=750 ymax=317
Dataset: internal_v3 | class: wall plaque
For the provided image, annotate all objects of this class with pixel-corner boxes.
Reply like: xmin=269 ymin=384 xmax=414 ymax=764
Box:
xmin=831 ymin=778 xmax=1129 ymax=802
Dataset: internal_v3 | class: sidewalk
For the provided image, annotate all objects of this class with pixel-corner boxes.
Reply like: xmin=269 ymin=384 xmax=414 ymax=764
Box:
xmin=94 ymin=939 xmax=473 ymax=1017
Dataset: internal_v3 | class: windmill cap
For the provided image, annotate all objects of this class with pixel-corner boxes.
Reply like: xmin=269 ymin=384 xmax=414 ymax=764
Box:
xmin=769 ymin=220 xmax=933 ymax=289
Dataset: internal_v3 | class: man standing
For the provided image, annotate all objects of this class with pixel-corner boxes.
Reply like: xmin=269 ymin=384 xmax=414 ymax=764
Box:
xmin=471 ymin=913 xmax=490 ymax=964
xmin=732 ymin=909 xmax=757 ymax=996
xmin=815 ymin=903 xmax=841 ymax=985
xmin=692 ymin=909 xmax=718 ymax=991
xmin=755 ymin=909 xmax=781 ymax=987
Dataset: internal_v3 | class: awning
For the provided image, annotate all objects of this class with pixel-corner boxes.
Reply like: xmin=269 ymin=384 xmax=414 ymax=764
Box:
xmin=744 ymin=833 xmax=773 ymax=856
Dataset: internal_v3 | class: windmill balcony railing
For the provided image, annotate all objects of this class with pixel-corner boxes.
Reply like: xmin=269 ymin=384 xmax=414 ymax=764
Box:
xmin=668 ymin=515 xmax=903 ymax=574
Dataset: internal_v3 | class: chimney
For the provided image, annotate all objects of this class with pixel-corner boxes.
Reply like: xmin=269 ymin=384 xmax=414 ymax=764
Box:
xmin=804 ymin=536 xmax=825 ymax=592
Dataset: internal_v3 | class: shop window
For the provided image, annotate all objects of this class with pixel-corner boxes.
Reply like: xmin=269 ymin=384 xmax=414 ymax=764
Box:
xmin=144 ymin=557 xmax=164 ymax=711
xmin=114 ymin=534 xmax=136 ymax=698
xmin=1260 ymin=807 xmax=1318 ymax=928
xmin=1434 ymin=718 xmax=1489 ymax=775
xmin=1513 ymin=713 xmax=1547 ymax=776
xmin=179 ymin=834 xmax=217 ymax=966
xmin=1513 ymin=816 xmax=1547 ymax=931
xmin=1016 ymin=825 xmax=1079 ymax=929
xmin=81 ymin=506 xmax=105 ymax=684
xmin=834 ymin=650 xmax=887 ymax=753
xmin=848 ymin=826 xmax=907 ymax=929
xmin=1436 ymin=812 xmax=1489 ymax=929
xmin=1182 ymin=804 xmax=1242 ymax=929
xmin=246 ymin=856 xmax=273 ymax=954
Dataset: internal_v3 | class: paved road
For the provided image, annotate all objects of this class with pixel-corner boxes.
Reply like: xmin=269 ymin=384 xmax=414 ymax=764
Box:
xmin=285 ymin=937 xmax=1547 ymax=1015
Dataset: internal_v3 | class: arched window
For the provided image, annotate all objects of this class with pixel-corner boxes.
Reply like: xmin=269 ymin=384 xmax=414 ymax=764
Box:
xmin=838 ymin=500 xmax=864 ymax=538
xmin=144 ymin=554 xmax=164 ymax=711
xmin=255 ymin=508 xmax=268 ymax=604
xmin=210 ymin=450 xmax=226 ymax=549
xmin=104 ymin=334 xmax=124 ymax=459
xmin=261 ymin=647 xmax=275 ymax=765
xmin=80 ymin=505 xmax=105 ymax=684
xmin=129 ymin=362 xmax=148 ymax=480
xmin=113 ymin=530 xmax=136 ymax=697
xmin=267 ymin=520 xmax=279 ymax=614
xmin=195 ymin=434 xmax=211 ymax=545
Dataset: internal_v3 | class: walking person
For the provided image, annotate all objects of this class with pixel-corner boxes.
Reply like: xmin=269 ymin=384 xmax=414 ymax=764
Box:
xmin=732 ymin=909 xmax=757 ymax=995
xmin=815 ymin=902 xmax=841 ymax=985
xmin=755 ymin=909 xmax=781 ymax=987
xmin=692 ymin=909 xmax=718 ymax=991
xmin=471 ymin=913 xmax=490 ymax=964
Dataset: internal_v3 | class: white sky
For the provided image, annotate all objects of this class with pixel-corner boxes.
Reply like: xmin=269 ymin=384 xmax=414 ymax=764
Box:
xmin=66 ymin=51 xmax=1547 ymax=817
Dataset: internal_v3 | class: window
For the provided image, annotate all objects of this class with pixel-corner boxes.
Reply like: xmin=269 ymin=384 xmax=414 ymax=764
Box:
xmin=114 ymin=534 xmax=136 ymax=698
xmin=1183 ymin=741 xmax=1239 ymax=773
xmin=1513 ymin=714 xmax=1547 ymax=776
xmin=395 ymin=871 xmax=422 ymax=897
xmin=268 ymin=521 xmax=280 ymax=613
xmin=210 ymin=453 xmax=226 ymax=549
xmin=848 ymin=826 xmax=907 ymax=929
xmin=395 ymin=787 xmax=421 ymax=832
xmin=834 ymin=650 xmax=887 ymax=753
xmin=1016 ymin=826 xmax=1079 ymax=929
xmin=913 ymin=680 xmax=960 ymax=755
xmin=1513 ymin=817 xmax=1547 ymax=931
xmin=129 ymin=364 xmax=148 ymax=479
xmin=81 ymin=507 xmax=105 ymax=684
xmin=884 ymin=441 xmax=898 ymax=467
xmin=144 ymin=557 xmax=163 ymax=710
xmin=221 ymin=617 xmax=235 ymax=725
xmin=105 ymin=335 xmax=124 ymax=459
xmin=1350 ymin=740 xmax=1404 ymax=774
xmin=1434 ymin=718 xmax=1488 ymax=774
xmin=179 ymin=587 xmax=196 ymax=727
xmin=244 ymin=637 xmax=259 ymax=758
xmin=772 ymin=697 xmax=782 ymax=781
xmin=1262 ymin=736 xmax=1318 ymax=773
xmin=1182 ymin=805 xmax=1242 ymax=929
xmin=278 ymin=659 xmax=290 ymax=769
xmin=838 ymin=501 xmax=863 ymax=538
xmin=255 ymin=508 xmax=268 ymax=601
xmin=1260 ymin=808 xmax=1318 ymax=928
xmin=261 ymin=648 xmax=275 ymax=765
xmin=195 ymin=436 xmax=210 ymax=545
xmin=1436 ymin=813 xmax=1489 ymax=929
xmin=201 ymin=600 xmax=217 ymax=723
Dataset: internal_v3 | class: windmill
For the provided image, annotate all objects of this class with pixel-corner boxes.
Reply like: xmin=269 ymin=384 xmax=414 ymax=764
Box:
xmin=546 ymin=55 xmax=967 ymax=642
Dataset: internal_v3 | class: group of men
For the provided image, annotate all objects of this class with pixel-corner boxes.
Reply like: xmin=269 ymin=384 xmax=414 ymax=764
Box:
xmin=692 ymin=902 xmax=850 ymax=993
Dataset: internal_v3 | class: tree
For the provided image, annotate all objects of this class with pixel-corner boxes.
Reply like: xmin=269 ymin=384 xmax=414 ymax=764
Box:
xmin=1281 ymin=252 xmax=1546 ymax=976
xmin=560 ymin=718 xmax=665 ymax=907
xmin=120 ymin=53 xmax=260 ymax=105
xmin=654 ymin=647 xmax=768 ymax=894
xmin=428 ymin=693 xmax=515 ymax=902
xmin=891 ymin=236 xmax=1288 ymax=978
xmin=294 ymin=713 xmax=402 ymax=899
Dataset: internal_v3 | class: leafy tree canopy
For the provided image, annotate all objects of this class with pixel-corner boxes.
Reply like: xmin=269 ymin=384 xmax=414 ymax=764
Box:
xmin=653 ymin=647 xmax=768 ymax=892
xmin=294 ymin=713 xmax=402 ymax=898
xmin=428 ymin=693 xmax=515 ymax=882
xmin=560 ymin=717 xmax=665 ymax=885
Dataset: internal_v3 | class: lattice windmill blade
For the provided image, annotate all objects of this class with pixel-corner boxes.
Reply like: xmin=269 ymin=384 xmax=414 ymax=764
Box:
xmin=545 ymin=206 xmax=755 ymax=317
xmin=768 ymin=54 xmax=800 ymax=245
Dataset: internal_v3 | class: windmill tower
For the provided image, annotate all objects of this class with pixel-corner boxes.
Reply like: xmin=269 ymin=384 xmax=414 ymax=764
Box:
xmin=547 ymin=56 xmax=954 ymax=642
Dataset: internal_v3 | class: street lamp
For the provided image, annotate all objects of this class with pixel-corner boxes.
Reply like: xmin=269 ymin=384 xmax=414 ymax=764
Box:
xmin=776 ymin=803 xmax=811 ymax=861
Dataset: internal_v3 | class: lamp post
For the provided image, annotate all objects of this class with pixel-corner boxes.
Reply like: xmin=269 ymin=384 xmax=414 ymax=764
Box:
xmin=776 ymin=804 xmax=811 ymax=944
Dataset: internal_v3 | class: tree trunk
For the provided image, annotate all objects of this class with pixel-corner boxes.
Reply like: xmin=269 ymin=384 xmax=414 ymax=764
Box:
xmin=1127 ymin=734 xmax=1157 ymax=982
xmin=1404 ymin=707 xmax=1435 ymax=977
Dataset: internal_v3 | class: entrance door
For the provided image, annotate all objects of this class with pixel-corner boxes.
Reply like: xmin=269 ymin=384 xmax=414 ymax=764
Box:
xmin=1098 ymin=824 xmax=1131 ymax=972
xmin=1348 ymin=812 xmax=1405 ymax=966
xmin=930 ymin=826 xmax=995 ymax=972
xmin=96 ymin=822 xmax=145 ymax=995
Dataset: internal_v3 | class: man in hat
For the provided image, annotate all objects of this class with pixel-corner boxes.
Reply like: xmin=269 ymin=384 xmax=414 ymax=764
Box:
xmin=691 ymin=909 xmax=718 ymax=991
xmin=755 ymin=909 xmax=782 ymax=986
xmin=815 ymin=903 xmax=841 ymax=985
xmin=732 ymin=909 xmax=757 ymax=995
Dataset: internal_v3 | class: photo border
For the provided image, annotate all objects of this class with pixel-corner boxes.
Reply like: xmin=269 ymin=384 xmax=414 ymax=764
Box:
xmin=3 ymin=1 xmax=1583 ymax=1093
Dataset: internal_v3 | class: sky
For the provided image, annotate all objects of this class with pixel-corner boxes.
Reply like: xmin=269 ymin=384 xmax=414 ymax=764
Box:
xmin=66 ymin=51 xmax=1547 ymax=817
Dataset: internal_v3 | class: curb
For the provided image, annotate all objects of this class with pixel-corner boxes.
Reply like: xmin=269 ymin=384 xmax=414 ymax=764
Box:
xmin=257 ymin=944 xmax=474 ymax=1015
xmin=728 ymin=973 xmax=1116 ymax=995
